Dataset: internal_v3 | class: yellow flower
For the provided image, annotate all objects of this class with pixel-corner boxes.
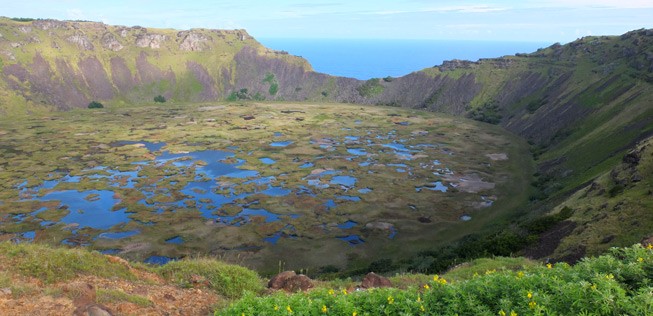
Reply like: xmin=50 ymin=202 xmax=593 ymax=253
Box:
xmin=499 ymin=310 xmax=507 ymax=316
xmin=439 ymin=278 xmax=447 ymax=285
xmin=485 ymin=269 xmax=496 ymax=275
xmin=287 ymin=305 xmax=293 ymax=313
xmin=510 ymin=311 xmax=518 ymax=316
xmin=546 ymin=263 xmax=552 ymax=269
xmin=638 ymin=257 xmax=644 ymax=263
xmin=328 ymin=289 xmax=335 ymax=295
xmin=352 ymin=312 xmax=357 ymax=316
xmin=590 ymin=284 xmax=597 ymax=291
xmin=420 ymin=305 xmax=425 ymax=312
xmin=387 ymin=296 xmax=394 ymax=304
xmin=647 ymin=244 xmax=653 ymax=250
xmin=423 ymin=284 xmax=430 ymax=290
xmin=527 ymin=292 xmax=533 ymax=299
xmin=473 ymin=272 xmax=479 ymax=277
xmin=433 ymin=275 xmax=440 ymax=281
xmin=417 ymin=295 xmax=421 ymax=302
xmin=274 ymin=305 xmax=279 ymax=311
xmin=342 ymin=289 xmax=348 ymax=295
xmin=606 ymin=273 xmax=614 ymax=280
xmin=322 ymin=305 xmax=328 ymax=313
xmin=517 ymin=271 xmax=524 ymax=279
xmin=529 ymin=301 xmax=537 ymax=309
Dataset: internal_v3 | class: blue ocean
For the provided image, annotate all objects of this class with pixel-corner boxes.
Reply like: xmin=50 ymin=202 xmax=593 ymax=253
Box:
xmin=258 ymin=39 xmax=552 ymax=80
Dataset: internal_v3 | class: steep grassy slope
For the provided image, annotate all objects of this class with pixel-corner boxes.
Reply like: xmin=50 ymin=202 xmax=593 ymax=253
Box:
xmin=534 ymin=136 xmax=653 ymax=261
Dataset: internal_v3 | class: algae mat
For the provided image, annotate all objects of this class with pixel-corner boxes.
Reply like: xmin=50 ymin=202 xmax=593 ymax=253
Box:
xmin=0 ymin=102 xmax=532 ymax=273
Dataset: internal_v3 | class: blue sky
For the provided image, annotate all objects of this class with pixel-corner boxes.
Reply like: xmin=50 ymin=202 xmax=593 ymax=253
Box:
xmin=4 ymin=0 xmax=652 ymax=42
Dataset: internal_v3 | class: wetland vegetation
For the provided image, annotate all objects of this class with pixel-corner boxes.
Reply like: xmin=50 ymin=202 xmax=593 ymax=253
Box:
xmin=0 ymin=102 xmax=532 ymax=274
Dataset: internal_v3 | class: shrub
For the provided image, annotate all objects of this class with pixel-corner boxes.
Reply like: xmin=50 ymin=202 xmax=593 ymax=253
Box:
xmin=357 ymin=78 xmax=385 ymax=98
xmin=154 ymin=95 xmax=166 ymax=103
xmin=157 ymin=258 xmax=263 ymax=299
xmin=467 ymin=100 xmax=502 ymax=124
xmin=263 ymin=73 xmax=279 ymax=96
xmin=227 ymin=88 xmax=252 ymax=101
xmin=269 ymin=83 xmax=279 ymax=95
xmin=87 ymin=101 xmax=104 ymax=109
xmin=10 ymin=17 xmax=35 ymax=22
xmin=218 ymin=244 xmax=653 ymax=315
xmin=368 ymin=258 xmax=395 ymax=273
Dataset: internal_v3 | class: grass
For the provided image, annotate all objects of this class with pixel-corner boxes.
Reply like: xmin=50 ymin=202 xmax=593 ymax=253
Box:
xmin=0 ymin=242 xmax=135 ymax=283
xmin=157 ymin=258 xmax=264 ymax=299
xmin=442 ymin=257 xmax=538 ymax=282
xmin=549 ymin=136 xmax=653 ymax=258
xmin=97 ymin=288 xmax=153 ymax=307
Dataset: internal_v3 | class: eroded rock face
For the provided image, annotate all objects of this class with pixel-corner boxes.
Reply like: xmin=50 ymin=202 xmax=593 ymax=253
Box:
xmin=360 ymin=272 xmax=392 ymax=289
xmin=101 ymin=32 xmax=123 ymax=51
xmin=178 ymin=31 xmax=212 ymax=51
xmin=67 ymin=34 xmax=94 ymax=50
xmin=33 ymin=19 xmax=67 ymax=30
xmin=135 ymin=33 xmax=167 ymax=49
xmin=439 ymin=59 xmax=479 ymax=71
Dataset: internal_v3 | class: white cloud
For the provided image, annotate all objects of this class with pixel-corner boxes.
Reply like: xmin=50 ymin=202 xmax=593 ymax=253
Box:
xmin=365 ymin=5 xmax=507 ymax=16
xmin=532 ymin=0 xmax=653 ymax=9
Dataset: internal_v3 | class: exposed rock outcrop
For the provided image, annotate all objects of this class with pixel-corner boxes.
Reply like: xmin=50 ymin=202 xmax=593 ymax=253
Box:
xmin=33 ymin=19 xmax=67 ymax=30
xmin=268 ymin=270 xmax=296 ymax=289
xmin=360 ymin=272 xmax=392 ymax=288
xmin=67 ymin=34 xmax=94 ymax=50
xmin=178 ymin=31 xmax=212 ymax=51
xmin=135 ymin=33 xmax=167 ymax=49
xmin=282 ymin=275 xmax=314 ymax=292
xmin=101 ymin=32 xmax=123 ymax=51
xmin=268 ymin=271 xmax=315 ymax=292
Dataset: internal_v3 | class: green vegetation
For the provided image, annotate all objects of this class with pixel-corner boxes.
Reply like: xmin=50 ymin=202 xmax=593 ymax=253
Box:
xmin=357 ymin=78 xmax=385 ymax=98
xmin=154 ymin=95 xmax=167 ymax=103
xmin=157 ymin=258 xmax=263 ymax=299
xmin=0 ymin=242 xmax=134 ymax=283
xmin=87 ymin=101 xmax=104 ymax=109
xmin=220 ymin=244 xmax=653 ymax=315
xmin=97 ymin=288 xmax=153 ymax=307
xmin=227 ymin=88 xmax=263 ymax=101
xmin=442 ymin=257 xmax=537 ymax=282
xmin=467 ymin=100 xmax=502 ymax=124
xmin=10 ymin=17 xmax=36 ymax=22
xmin=263 ymin=72 xmax=280 ymax=96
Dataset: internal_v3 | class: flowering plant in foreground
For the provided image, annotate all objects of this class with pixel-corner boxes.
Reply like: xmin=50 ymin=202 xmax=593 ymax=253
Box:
xmin=220 ymin=244 xmax=653 ymax=315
